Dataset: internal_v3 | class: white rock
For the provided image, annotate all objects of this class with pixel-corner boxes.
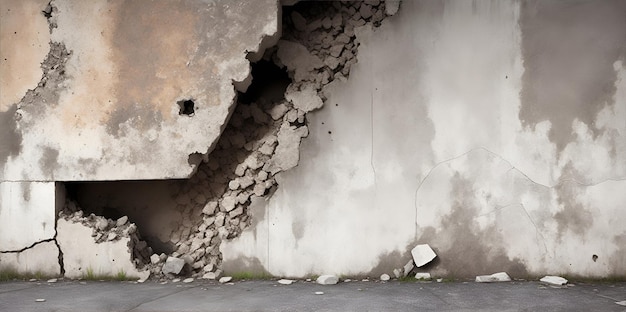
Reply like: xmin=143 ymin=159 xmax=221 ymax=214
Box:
xmin=161 ymin=256 xmax=186 ymax=275
xmin=183 ymin=278 xmax=194 ymax=283
xmin=150 ymin=254 xmax=161 ymax=264
xmin=96 ymin=219 xmax=108 ymax=231
xmin=137 ymin=271 xmax=150 ymax=283
xmin=315 ymin=291 xmax=324 ymax=295
xmin=436 ymin=278 xmax=443 ymax=283
xmin=278 ymin=279 xmax=293 ymax=285
xmin=285 ymin=84 xmax=324 ymax=113
xmin=221 ymin=196 xmax=237 ymax=212
xmin=172 ymin=278 xmax=181 ymax=283
xmin=35 ymin=299 xmax=46 ymax=302
xmin=415 ymin=273 xmax=431 ymax=280
xmin=228 ymin=180 xmax=240 ymax=190
xmin=539 ymin=276 xmax=568 ymax=286
xmin=393 ymin=269 xmax=402 ymax=279
xmin=107 ymin=233 xmax=117 ymax=241
xmin=615 ymin=301 xmax=626 ymax=306
xmin=380 ymin=274 xmax=390 ymax=281
xmin=316 ymin=275 xmax=339 ymax=285
xmin=219 ymin=276 xmax=232 ymax=283
xmin=475 ymin=272 xmax=511 ymax=283
xmin=403 ymin=260 xmax=415 ymax=277
xmin=116 ymin=216 xmax=128 ymax=227
xmin=411 ymin=244 xmax=437 ymax=267
xmin=46 ymin=278 xmax=57 ymax=283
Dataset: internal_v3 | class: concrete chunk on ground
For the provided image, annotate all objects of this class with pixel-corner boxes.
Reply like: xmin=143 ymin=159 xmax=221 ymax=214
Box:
xmin=393 ymin=269 xmax=402 ymax=279
xmin=316 ymin=275 xmax=339 ymax=285
xmin=403 ymin=260 xmax=415 ymax=277
xmin=415 ymin=273 xmax=431 ymax=280
xmin=162 ymin=256 xmax=186 ymax=275
xmin=540 ymin=276 xmax=568 ymax=286
xmin=380 ymin=274 xmax=390 ymax=281
xmin=475 ymin=272 xmax=511 ymax=283
xmin=219 ymin=276 xmax=233 ymax=283
xmin=411 ymin=244 xmax=437 ymax=267
xmin=278 ymin=279 xmax=294 ymax=285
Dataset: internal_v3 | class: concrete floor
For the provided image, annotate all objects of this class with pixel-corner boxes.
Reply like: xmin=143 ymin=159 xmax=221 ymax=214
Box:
xmin=1 ymin=279 xmax=625 ymax=311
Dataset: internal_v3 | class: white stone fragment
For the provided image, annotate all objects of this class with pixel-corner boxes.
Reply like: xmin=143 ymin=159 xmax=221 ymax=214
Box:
xmin=315 ymin=291 xmax=324 ymax=295
xmin=35 ymin=299 xmax=46 ymax=302
xmin=137 ymin=271 xmax=150 ymax=283
xmin=286 ymin=84 xmax=324 ymax=113
xmin=183 ymin=278 xmax=194 ymax=283
xmin=202 ymin=202 xmax=217 ymax=216
xmin=219 ymin=276 xmax=232 ymax=283
xmin=107 ymin=233 xmax=117 ymax=241
xmin=403 ymin=260 xmax=415 ymax=277
xmin=540 ymin=276 xmax=568 ymax=286
xmin=150 ymin=254 xmax=161 ymax=264
xmin=411 ymin=244 xmax=437 ymax=267
xmin=393 ymin=269 xmax=402 ymax=279
xmin=380 ymin=274 xmax=390 ymax=281
xmin=228 ymin=180 xmax=240 ymax=190
xmin=162 ymin=256 xmax=186 ymax=275
xmin=116 ymin=216 xmax=128 ymax=227
xmin=415 ymin=273 xmax=431 ymax=280
xmin=278 ymin=279 xmax=294 ymax=285
xmin=475 ymin=272 xmax=511 ymax=283
xmin=615 ymin=301 xmax=626 ymax=306
xmin=221 ymin=196 xmax=237 ymax=212
xmin=269 ymin=103 xmax=290 ymax=120
xmin=96 ymin=219 xmax=108 ymax=231
xmin=46 ymin=278 xmax=57 ymax=283
xmin=316 ymin=275 xmax=339 ymax=285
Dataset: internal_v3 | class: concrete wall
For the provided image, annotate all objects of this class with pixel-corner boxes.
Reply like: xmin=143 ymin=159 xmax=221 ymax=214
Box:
xmin=222 ymin=0 xmax=626 ymax=278
xmin=1 ymin=0 xmax=625 ymax=279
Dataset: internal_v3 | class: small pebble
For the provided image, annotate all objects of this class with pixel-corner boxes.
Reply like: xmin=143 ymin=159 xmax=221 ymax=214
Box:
xmin=47 ymin=278 xmax=57 ymax=283
xmin=315 ymin=291 xmax=324 ymax=295
xmin=35 ymin=299 xmax=46 ymax=302
xmin=183 ymin=278 xmax=194 ymax=283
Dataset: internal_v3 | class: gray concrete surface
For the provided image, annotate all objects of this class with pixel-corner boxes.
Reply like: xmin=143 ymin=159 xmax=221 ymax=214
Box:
xmin=1 ymin=280 xmax=625 ymax=311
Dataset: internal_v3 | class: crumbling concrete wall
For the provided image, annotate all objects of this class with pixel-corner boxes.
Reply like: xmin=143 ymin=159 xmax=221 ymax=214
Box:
xmin=222 ymin=0 xmax=626 ymax=279
xmin=2 ymin=0 xmax=625 ymax=280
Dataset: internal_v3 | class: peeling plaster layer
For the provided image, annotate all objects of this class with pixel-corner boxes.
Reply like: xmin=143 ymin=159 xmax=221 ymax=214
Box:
xmin=0 ymin=0 xmax=50 ymax=110
xmin=223 ymin=0 xmax=626 ymax=278
xmin=1 ymin=0 xmax=280 ymax=181
xmin=0 ymin=182 xmax=56 ymax=252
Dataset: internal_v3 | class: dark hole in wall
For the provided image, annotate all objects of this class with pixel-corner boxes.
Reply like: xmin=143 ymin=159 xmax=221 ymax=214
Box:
xmin=237 ymin=60 xmax=291 ymax=105
xmin=60 ymin=54 xmax=292 ymax=259
xmin=178 ymin=99 xmax=195 ymax=116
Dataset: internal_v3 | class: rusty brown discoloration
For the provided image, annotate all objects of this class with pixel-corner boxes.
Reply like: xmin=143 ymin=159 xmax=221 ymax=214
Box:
xmin=519 ymin=0 xmax=626 ymax=151
xmin=108 ymin=0 xmax=204 ymax=128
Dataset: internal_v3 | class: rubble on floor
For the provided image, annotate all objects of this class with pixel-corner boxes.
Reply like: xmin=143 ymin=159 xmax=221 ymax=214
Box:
xmin=317 ymin=275 xmax=339 ymax=285
xmin=475 ymin=272 xmax=512 ymax=283
xmin=415 ymin=273 xmax=432 ymax=280
xmin=278 ymin=279 xmax=294 ymax=285
xmin=411 ymin=244 xmax=437 ymax=267
xmin=539 ymin=276 xmax=568 ymax=286
xmin=380 ymin=274 xmax=390 ymax=281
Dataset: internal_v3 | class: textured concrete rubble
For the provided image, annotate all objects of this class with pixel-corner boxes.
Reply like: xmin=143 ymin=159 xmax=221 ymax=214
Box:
xmin=540 ymin=276 xmax=568 ymax=286
xmin=411 ymin=244 xmax=437 ymax=268
xmin=475 ymin=272 xmax=512 ymax=283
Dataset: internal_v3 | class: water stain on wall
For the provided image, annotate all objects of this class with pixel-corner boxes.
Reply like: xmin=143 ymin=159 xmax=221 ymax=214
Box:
xmin=0 ymin=104 xmax=23 ymax=169
xmin=553 ymin=182 xmax=593 ymax=239
xmin=519 ymin=0 xmax=626 ymax=152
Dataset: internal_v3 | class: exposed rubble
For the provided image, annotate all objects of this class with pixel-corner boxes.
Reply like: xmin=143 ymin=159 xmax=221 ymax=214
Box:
xmin=411 ymin=244 xmax=437 ymax=267
xmin=539 ymin=276 xmax=568 ymax=286
xmin=51 ymin=1 xmax=395 ymax=281
xmin=475 ymin=272 xmax=512 ymax=283
xmin=317 ymin=275 xmax=339 ymax=285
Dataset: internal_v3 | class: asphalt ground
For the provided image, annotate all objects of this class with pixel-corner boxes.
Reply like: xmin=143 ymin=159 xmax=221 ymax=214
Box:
xmin=1 ymin=279 xmax=625 ymax=311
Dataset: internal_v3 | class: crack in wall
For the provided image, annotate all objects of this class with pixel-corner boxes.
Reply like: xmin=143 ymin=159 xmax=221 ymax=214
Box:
xmin=0 ymin=238 xmax=55 ymax=254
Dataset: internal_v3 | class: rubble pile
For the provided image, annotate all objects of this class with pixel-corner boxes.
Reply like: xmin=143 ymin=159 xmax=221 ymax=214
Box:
xmin=62 ymin=1 xmax=396 ymax=280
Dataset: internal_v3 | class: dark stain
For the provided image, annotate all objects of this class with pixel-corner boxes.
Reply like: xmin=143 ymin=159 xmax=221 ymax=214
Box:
xmin=21 ymin=182 xmax=31 ymax=202
xmin=0 ymin=104 xmax=23 ymax=168
xmin=553 ymin=182 xmax=593 ymax=239
xmin=519 ymin=0 xmax=626 ymax=151
xmin=39 ymin=147 xmax=59 ymax=179
xmin=291 ymin=220 xmax=304 ymax=242
xmin=416 ymin=174 xmax=529 ymax=278
xmin=221 ymin=255 xmax=271 ymax=277
xmin=368 ymin=244 xmax=415 ymax=278
xmin=609 ymin=233 xmax=626 ymax=278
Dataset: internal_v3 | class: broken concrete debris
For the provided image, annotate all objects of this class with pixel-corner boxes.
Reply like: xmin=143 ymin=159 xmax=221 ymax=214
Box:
xmin=316 ymin=275 xmax=339 ymax=285
xmin=393 ymin=269 xmax=403 ymax=279
xmin=475 ymin=272 xmax=512 ymax=283
xmin=219 ymin=276 xmax=233 ymax=283
xmin=403 ymin=260 xmax=415 ymax=277
xmin=415 ymin=273 xmax=431 ymax=280
xmin=278 ymin=279 xmax=294 ymax=285
xmin=22 ymin=0 xmax=395 ymax=282
xmin=539 ymin=276 xmax=568 ymax=286
xmin=411 ymin=244 xmax=437 ymax=267
xmin=380 ymin=274 xmax=390 ymax=281
xmin=162 ymin=256 xmax=186 ymax=275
